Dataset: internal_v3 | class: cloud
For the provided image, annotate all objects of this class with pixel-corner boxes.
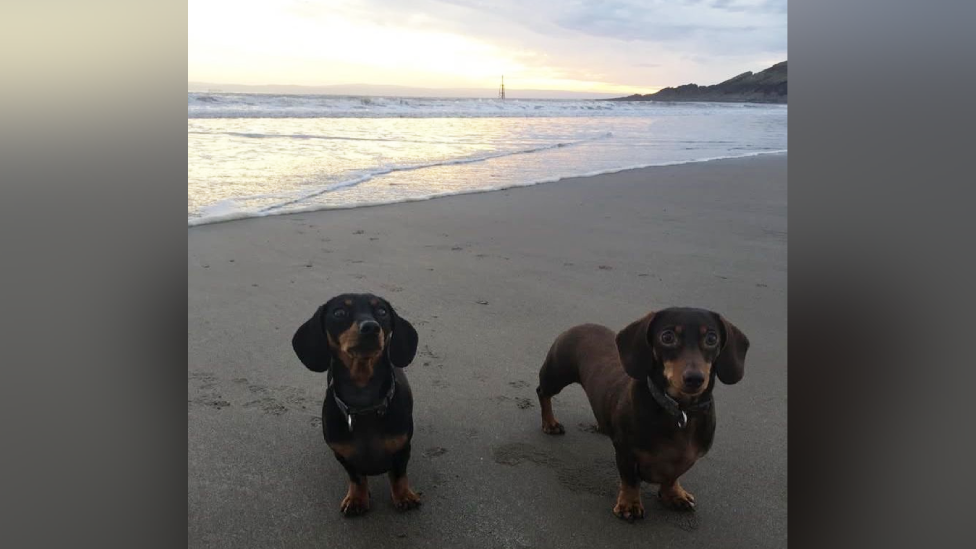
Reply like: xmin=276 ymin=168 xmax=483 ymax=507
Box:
xmin=192 ymin=0 xmax=787 ymax=91
xmin=422 ymin=0 xmax=788 ymax=81
xmin=549 ymin=0 xmax=785 ymax=53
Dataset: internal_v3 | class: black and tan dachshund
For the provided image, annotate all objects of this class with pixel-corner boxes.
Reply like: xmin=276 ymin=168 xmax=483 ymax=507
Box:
xmin=292 ymin=293 xmax=420 ymax=517
xmin=536 ymin=307 xmax=749 ymax=521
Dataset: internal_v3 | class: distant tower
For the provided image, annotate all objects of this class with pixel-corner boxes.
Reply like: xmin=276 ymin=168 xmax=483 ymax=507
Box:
xmin=498 ymin=75 xmax=506 ymax=99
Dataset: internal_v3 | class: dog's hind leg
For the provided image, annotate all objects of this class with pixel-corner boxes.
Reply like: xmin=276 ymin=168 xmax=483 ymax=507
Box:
xmin=388 ymin=443 xmax=421 ymax=511
xmin=536 ymin=348 xmax=577 ymax=435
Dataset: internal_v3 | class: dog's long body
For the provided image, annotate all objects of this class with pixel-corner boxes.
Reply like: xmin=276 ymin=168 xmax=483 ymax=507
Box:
xmin=536 ymin=308 xmax=749 ymax=520
xmin=292 ymin=293 xmax=421 ymax=517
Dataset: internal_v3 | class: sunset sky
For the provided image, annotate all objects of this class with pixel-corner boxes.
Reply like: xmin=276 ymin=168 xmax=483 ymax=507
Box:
xmin=188 ymin=0 xmax=787 ymax=95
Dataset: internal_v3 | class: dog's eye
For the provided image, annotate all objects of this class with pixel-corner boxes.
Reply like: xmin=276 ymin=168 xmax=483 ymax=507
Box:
xmin=375 ymin=307 xmax=388 ymax=317
xmin=660 ymin=330 xmax=677 ymax=345
xmin=704 ymin=331 xmax=719 ymax=347
xmin=333 ymin=309 xmax=347 ymax=319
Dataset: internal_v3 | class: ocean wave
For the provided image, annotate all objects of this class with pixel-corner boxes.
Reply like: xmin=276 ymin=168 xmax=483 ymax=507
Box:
xmin=188 ymin=92 xmax=784 ymax=119
xmin=188 ymin=149 xmax=785 ymax=227
xmin=255 ymin=132 xmax=614 ymax=214
xmin=187 ymin=130 xmax=493 ymax=145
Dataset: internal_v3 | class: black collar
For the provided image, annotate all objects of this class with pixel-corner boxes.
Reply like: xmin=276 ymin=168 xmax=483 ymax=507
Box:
xmin=328 ymin=366 xmax=395 ymax=431
xmin=645 ymin=376 xmax=713 ymax=428
xmin=327 ymin=332 xmax=399 ymax=431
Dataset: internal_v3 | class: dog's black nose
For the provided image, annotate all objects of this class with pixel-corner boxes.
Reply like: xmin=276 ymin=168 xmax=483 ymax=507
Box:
xmin=359 ymin=320 xmax=381 ymax=336
xmin=683 ymin=372 xmax=705 ymax=389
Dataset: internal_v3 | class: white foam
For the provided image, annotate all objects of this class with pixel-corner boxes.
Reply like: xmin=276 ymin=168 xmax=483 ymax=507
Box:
xmin=189 ymin=92 xmax=785 ymax=119
xmin=252 ymin=132 xmax=613 ymax=214
xmin=187 ymin=150 xmax=786 ymax=227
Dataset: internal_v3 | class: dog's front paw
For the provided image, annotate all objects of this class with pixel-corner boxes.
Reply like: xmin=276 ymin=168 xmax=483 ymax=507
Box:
xmin=340 ymin=483 xmax=371 ymax=517
xmin=392 ymin=488 xmax=422 ymax=511
xmin=390 ymin=475 xmax=422 ymax=512
xmin=659 ymin=482 xmax=696 ymax=512
xmin=613 ymin=485 xmax=645 ymax=522
xmin=613 ymin=500 xmax=645 ymax=522
xmin=542 ymin=420 xmax=565 ymax=435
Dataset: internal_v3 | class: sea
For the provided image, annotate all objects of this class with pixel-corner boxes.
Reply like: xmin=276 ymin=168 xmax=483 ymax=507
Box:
xmin=188 ymin=93 xmax=787 ymax=226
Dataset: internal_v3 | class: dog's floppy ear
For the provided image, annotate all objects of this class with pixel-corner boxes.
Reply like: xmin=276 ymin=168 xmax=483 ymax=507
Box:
xmin=387 ymin=306 xmax=419 ymax=368
xmin=615 ymin=312 xmax=657 ymax=380
xmin=714 ymin=314 xmax=749 ymax=384
xmin=292 ymin=305 xmax=332 ymax=372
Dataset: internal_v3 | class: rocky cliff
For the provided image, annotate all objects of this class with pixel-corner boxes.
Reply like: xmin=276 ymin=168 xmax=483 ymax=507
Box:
xmin=613 ymin=61 xmax=787 ymax=104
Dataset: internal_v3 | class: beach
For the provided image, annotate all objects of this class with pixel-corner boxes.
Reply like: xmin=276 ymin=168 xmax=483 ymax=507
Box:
xmin=188 ymin=153 xmax=787 ymax=548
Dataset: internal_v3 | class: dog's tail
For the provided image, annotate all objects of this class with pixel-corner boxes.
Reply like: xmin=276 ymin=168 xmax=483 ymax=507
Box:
xmin=536 ymin=332 xmax=581 ymax=399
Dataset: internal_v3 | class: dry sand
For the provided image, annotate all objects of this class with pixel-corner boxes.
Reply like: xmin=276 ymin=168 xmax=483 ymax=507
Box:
xmin=188 ymin=153 xmax=787 ymax=548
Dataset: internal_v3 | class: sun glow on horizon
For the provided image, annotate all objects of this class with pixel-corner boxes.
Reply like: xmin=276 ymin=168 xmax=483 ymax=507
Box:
xmin=189 ymin=0 xmax=654 ymax=94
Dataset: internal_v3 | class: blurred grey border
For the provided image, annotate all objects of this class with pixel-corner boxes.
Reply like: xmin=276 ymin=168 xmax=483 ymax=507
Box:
xmin=1 ymin=1 xmax=974 ymax=547
xmin=790 ymin=2 xmax=975 ymax=548
xmin=0 ymin=2 xmax=187 ymax=547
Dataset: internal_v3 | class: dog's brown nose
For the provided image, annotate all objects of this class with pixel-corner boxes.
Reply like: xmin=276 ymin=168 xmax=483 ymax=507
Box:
xmin=359 ymin=320 xmax=380 ymax=336
xmin=683 ymin=371 xmax=705 ymax=390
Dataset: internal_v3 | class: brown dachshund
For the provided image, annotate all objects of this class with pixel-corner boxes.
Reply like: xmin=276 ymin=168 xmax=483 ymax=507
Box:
xmin=536 ymin=307 xmax=748 ymax=520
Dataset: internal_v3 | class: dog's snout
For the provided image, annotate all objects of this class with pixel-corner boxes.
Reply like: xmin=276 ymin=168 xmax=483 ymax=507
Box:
xmin=359 ymin=320 xmax=381 ymax=336
xmin=683 ymin=371 xmax=705 ymax=389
